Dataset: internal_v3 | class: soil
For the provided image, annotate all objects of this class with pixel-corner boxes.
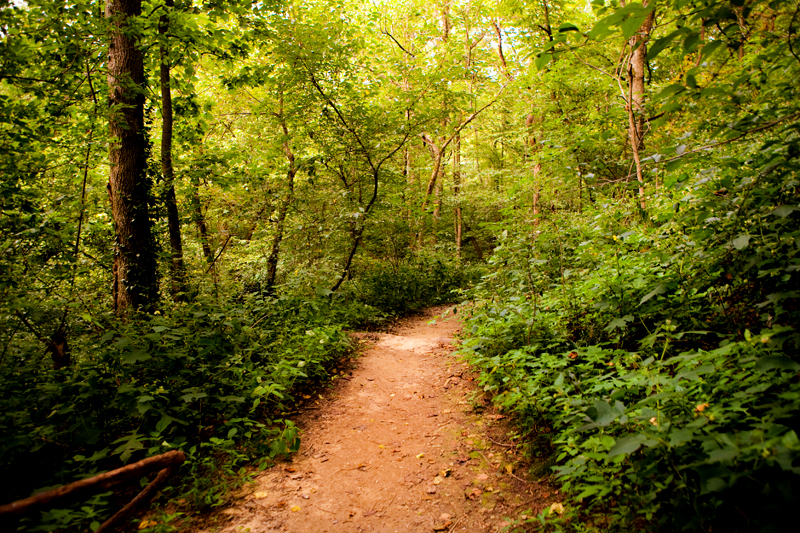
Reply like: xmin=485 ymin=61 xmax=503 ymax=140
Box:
xmin=194 ymin=306 xmax=556 ymax=533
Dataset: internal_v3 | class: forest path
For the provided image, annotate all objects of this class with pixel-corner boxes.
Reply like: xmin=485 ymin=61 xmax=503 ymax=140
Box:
xmin=197 ymin=306 xmax=553 ymax=533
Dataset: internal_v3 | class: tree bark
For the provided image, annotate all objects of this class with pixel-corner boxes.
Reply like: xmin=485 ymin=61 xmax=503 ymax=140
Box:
xmin=264 ymin=104 xmax=296 ymax=293
xmin=190 ymin=173 xmax=214 ymax=265
xmin=159 ymin=0 xmax=187 ymax=300
xmin=453 ymin=130 xmax=462 ymax=261
xmin=627 ymin=4 xmax=655 ymax=209
xmin=106 ymin=0 xmax=158 ymax=314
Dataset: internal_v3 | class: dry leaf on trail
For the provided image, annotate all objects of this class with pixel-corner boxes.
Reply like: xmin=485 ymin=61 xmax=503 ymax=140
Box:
xmin=138 ymin=520 xmax=156 ymax=530
xmin=253 ymin=491 xmax=269 ymax=499
xmin=548 ymin=502 xmax=565 ymax=515
xmin=466 ymin=487 xmax=482 ymax=499
xmin=416 ymin=453 xmax=425 ymax=458
xmin=504 ymin=464 xmax=513 ymax=474
xmin=284 ymin=466 xmax=296 ymax=473
xmin=433 ymin=521 xmax=453 ymax=531
xmin=440 ymin=468 xmax=452 ymax=477
xmin=291 ymin=506 xmax=301 ymax=512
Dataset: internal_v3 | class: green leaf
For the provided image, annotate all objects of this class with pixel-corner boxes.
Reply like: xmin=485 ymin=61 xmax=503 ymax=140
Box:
xmin=605 ymin=314 xmax=634 ymax=331
xmin=120 ymin=349 xmax=151 ymax=364
xmin=731 ymin=234 xmax=750 ymax=250
xmin=589 ymin=400 xmax=620 ymax=426
xmin=755 ymin=356 xmax=800 ymax=372
xmin=640 ymin=284 xmax=667 ymax=305
xmin=771 ymin=205 xmax=796 ymax=218
xmin=669 ymin=428 xmax=694 ymax=446
xmin=535 ymin=53 xmax=553 ymax=71
xmin=607 ymin=434 xmax=652 ymax=457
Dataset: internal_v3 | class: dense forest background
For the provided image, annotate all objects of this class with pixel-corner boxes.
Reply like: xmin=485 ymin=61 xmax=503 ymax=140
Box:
xmin=1 ymin=0 xmax=799 ymax=531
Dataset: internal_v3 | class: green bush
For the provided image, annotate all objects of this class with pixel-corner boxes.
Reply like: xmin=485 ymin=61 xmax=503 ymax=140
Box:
xmin=0 ymin=295 xmax=355 ymax=531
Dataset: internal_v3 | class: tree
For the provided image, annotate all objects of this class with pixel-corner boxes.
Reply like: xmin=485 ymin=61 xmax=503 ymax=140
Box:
xmin=158 ymin=0 xmax=188 ymax=299
xmin=106 ymin=0 xmax=158 ymax=313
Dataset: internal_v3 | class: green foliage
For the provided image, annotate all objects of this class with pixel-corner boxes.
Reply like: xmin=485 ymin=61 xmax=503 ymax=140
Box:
xmin=0 ymin=295 xmax=352 ymax=530
xmin=343 ymin=253 xmax=481 ymax=315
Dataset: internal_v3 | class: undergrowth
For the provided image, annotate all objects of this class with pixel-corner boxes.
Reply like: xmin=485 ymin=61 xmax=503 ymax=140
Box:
xmin=460 ymin=142 xmax=800 ymax=531
xmin=0 ymin=252 xmax=473 ymax=532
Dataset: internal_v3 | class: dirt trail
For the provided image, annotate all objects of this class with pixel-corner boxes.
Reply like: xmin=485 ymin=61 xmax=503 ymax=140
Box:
xmin=198 ymin=306 xmax=554 ymax=533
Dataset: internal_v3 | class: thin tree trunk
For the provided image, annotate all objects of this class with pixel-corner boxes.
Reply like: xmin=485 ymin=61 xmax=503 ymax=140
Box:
xmin=190 ymin=173 xmax=213 ymax=265
xmin=264 ymin=103 xmax=296 ymax=293
xmin=453 ymin=130 xmax=462 ymax=261
xmin=106 ymin=0 xmax=158 ymax=313
xmin=159 ymin=0 xmax=187 ymax=300
xmin=627 ymin=5 xmax=655 ymax=209
xmin=541 ymin=0 xmax=553 ymax=41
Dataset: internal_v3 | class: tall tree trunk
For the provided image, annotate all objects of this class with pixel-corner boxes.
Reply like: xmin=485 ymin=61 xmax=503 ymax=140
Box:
xmin=526 ymin=112 xmax=542 ymax=223
xmin=453 ymin=130 xmax=462 ymax=261
xmin=264 ymin=103 xmax=296 ymax=293
xmin=627 ymin=4 xmax=655 ymax=209
xmin=541 ymin=0 xmax=554 ymax=41
xmin=106 ymin=0 xmax=158 ymax=313
xmin=159 ymin=0 xmax=187 ymax=300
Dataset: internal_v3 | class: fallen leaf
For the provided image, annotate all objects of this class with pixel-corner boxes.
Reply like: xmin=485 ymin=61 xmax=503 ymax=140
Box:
xmin=291 ymin=506 xmax=301 ymax=512
xmin=284 ymin=466 xmax=296 ymax=473
xmin=568 ymin=351 xmax=578 ymax=359
xmin=253 ymin=491 xmax=269 ymax=499
xmin=416 ymin=453 xmax=425 ymax=458
xmin=440 ymin=468 xmax=452 ymax=477
xmin=549 ymin=502 xmax=564 ymax=516
xmin=310 ymin=487 xmax=317 ymax=493
xmin=504 ymin=464 xmax=513 ymax=475
xmin=138 ymin=520 xmax=155 ymax=530
xmin=379 ymin=444 xmax=385 ymax=449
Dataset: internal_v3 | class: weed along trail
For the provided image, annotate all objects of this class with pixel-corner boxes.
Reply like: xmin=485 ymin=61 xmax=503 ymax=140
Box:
xmin=195 ymin=306 xmax=555 ymax=533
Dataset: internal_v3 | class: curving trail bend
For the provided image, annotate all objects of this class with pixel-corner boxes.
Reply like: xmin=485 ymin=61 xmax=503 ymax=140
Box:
xmin=196 ymin=306 xmax=554 ymax=533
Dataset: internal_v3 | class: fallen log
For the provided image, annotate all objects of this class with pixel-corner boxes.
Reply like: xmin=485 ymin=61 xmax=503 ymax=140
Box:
xmin=0 ymin=450 xmax=185 ymax=521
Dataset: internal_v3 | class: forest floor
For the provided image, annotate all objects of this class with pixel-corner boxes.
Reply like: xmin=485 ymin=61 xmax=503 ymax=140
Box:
xmin=192 ymin=306 xmax=556 ymax=533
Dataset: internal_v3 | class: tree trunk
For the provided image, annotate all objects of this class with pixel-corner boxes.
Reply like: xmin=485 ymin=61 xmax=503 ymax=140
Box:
xmin=190 ymin=173 xmax=214 ymax=265
xmin=453 ymin=130 xmax=462 ymax=261
xmin=159 ymin=0 xmax=187 ymax=300
xmin=265 ymin=107 xmax=296 ymax=293
xmin=627 ymin=5 xmax=655 ymax=209
xmin=106 ymin=0 xmax=158 ymax=313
